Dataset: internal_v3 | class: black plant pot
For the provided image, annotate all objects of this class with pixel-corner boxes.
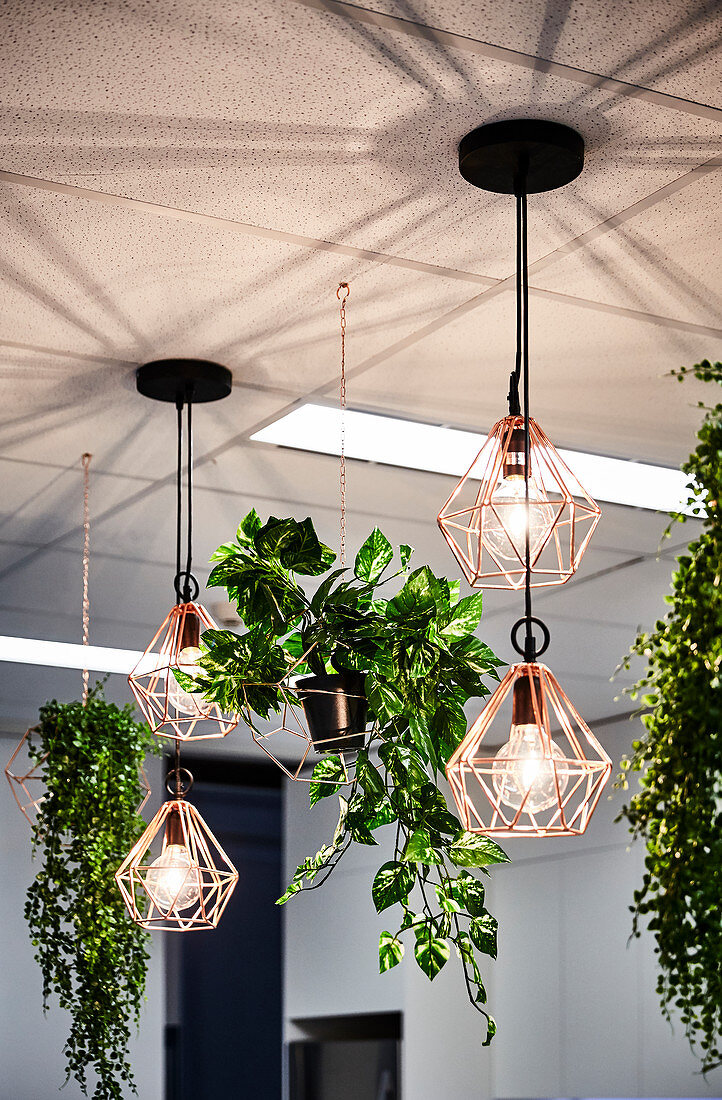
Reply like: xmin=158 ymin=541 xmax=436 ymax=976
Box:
xmin=295 ymin=670 xmax=368 ymax=754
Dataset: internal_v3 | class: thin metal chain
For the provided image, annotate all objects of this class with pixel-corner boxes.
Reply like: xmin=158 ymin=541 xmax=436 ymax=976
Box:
xmin=337 ymin=282 xmax=350 ymax=566
xmin=81 ymin=452 xmax=92 ymax=704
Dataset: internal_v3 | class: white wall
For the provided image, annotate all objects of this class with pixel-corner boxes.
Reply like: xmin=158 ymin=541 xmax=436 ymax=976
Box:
xmin=283 ymin=720 xmax=722 ymax=1100
xmin=490 ymin=717 xmax=722 ymax=1100
xmin=283 ymin=776 xmax=403 ymax=1033
xmin=0 ymin=734 xmax=165 ymax=1100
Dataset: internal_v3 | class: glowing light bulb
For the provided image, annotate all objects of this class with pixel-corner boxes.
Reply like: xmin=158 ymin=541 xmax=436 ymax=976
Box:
xmin=167 ymin=645 xmax=204 ymax=717
xmin=146 ymin=843 xmax=202 ymax=912
xmin=485 ymin=475 xmax=553 ymax=562
xmin=492 ymin=722 xmax=569 ymax=813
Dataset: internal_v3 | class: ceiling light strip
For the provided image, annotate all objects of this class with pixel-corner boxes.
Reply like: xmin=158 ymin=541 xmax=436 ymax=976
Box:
xmin=0 ymin=636 xmax=146 ymax=674
xmin=252 ymin=404 xmax=696 ymax=515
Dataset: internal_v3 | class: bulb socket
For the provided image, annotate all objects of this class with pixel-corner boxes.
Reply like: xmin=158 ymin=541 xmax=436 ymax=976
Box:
xmin=178 ymin=608 xmax=201 ymax=650
xmin=502 ymin=426 xmax=527 ymax=479
xmin=165 ymin=806 xmax=186 ymax=847
xmin=512 ymin=671 xmax=542 ymax=727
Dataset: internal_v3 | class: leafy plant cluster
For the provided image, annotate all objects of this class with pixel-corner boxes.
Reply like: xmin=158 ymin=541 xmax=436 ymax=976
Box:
xmin=617 ymin=359 xmax=722 ymax=1073
xmin=195 ymin=510 xmax=509 ymax=1042
xmin=24 ymin=688 xmax=159 ymax=1099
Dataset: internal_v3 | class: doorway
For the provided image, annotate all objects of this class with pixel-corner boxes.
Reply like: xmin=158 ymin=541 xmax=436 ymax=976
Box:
xmin=165 ymin=758 xmax=283 ymax=1100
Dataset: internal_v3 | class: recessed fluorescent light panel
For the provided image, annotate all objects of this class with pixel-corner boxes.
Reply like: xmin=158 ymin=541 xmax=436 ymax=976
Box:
xmin=0 ymin=637 xmax=151 ymax=674
xmin=252 ymin=404 xmax=696 ymax=515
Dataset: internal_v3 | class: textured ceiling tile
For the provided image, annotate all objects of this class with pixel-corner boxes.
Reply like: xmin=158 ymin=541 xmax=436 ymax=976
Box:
xmin=531 ymin=170 xmax=722 ymax=327
xmin=349 ymin=288 xmax=716 ymax=464
xmin=0 ymin=340 xmax=286 ymax=478
xmin=365 ymin=0 xmax=722 ymax=107
xmin=0 ymin=1 xmax=719 ymax=276
xmin=0 ymin=182 xmax=477 ymax=388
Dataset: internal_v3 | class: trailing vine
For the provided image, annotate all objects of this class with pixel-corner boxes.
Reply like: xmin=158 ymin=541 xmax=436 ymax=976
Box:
xmin=617 ymin=359 xmax=722 ymax=1073
xmin=24 ymin=686 xmax=159 ymax=1099
xmin=195 ymin=512 xmax=509 ymax=1043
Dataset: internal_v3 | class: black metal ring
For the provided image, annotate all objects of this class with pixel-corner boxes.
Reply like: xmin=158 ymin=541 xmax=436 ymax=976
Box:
xmin=173 ymin=570 xmax=200 ymax=602
xmin=510 ymin=616 xmax=550 ymax=659
xmin=165 ymin=766 xmax=194 ymax=797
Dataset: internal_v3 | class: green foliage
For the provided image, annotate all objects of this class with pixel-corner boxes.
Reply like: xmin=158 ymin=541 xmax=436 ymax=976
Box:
xmin=24 ymin=687 xmax=159 ymax=1099
xmin=617 ymin=360 xmax=722 ymax=1073
xmin=200 ymin=513 xmax=508 ymax=1044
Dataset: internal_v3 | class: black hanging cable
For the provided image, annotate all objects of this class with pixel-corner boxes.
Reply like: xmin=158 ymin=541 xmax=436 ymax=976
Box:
xmin=507 ymin=192 xmax=523 ymax=416
xmin=184 ymin=389 xmax=194 ymax=603
xmin=508 ymin=161 xmax=549 ymax=665
xmin=520 ymin=185 xmax=535 ymax=661
xmin=175 ymin=398 xmax=184 ymax=604
xmin=173 ymin=385 xmax=199 ymax=605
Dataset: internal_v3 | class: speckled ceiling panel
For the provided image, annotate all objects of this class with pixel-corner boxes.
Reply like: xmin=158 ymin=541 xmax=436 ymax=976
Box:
xmin=348 ymin=288 xmax=717 ymax=465
xmin=361 ymin=0 xmax=722 ymax=107
xmin=0 ymin=0 xmax=720 ymax=279
xmin=0 ymin=179 xmax=476 ymax=400
xmin=531 ymin=171 xmax=722 ymax=328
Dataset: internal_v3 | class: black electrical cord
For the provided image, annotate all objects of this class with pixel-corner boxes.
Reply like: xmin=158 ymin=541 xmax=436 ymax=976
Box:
xmin=521 ymin=186 xmax=534 ymax=661
xmin=174 ymin=399 xmax=183 ymax=604
xmin=173 ymin=386 xmax=199 ymax=605
xmin=509 ymin=167 xmax=550 ymax=664
xmin=184 ymin=391 xmax=194 ymax=601
xmin=507 ymin=191 xmax=523 ymax=417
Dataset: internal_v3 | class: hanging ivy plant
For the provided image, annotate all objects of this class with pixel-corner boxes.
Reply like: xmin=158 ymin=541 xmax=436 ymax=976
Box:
xmin=617 ymin=358 xmax=722 ymax=1073
xmin=193 ymin=511 xmax=509 ymax=1043
xmin=24 ymin=686 xmax=159 ymax=1100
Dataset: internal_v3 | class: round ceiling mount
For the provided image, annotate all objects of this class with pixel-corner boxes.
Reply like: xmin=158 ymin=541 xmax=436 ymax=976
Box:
xmin=136 ymin=359 xmax=233 ymax=404
xmin=458 ymin=119 xmax=584 ymax=194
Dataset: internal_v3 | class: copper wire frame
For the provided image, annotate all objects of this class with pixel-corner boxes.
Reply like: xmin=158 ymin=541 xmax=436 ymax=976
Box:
xmin=128 ymin=601 xmax=239 ymax=742
xmin=446 ymin=662 xmax=612 ymax=837
xmin=4 ymin=727 xmax=47 ymax=825
xmin=5 ymin=727 xmax=153 ymax=826
xmin=248 ymin=695 xmax=366 ymax=785
xmin=438 ymin=415 xmax=601 ymax=590
xmin=240 ymin=642 xmax=369 ymax=784
xmin=115 ymin=798 xmax=238 ymax=931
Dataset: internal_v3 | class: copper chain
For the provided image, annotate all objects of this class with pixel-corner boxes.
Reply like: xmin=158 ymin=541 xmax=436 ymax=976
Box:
xmin=337 ymin=282 xmax=350 ymax=566
xmin=81 ymin=452 xmax=92 ymax=704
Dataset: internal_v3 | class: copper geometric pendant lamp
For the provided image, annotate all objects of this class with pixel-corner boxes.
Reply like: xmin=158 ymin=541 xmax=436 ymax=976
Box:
xmin=438 ymin=413 xmax=601 ymax=590
xmin=438 ymin=120 xmax=601 ymax=590
xmin=5 ymin=726 xmax=48 ymax=826
xmin=6 ymin=723 xmax=153 ymax=827
xmin=445 ymin=121 xmax=610 ymax=836
xmin=129 ymin=600 xmax=237 ymax=742
xmin=447 ymin=661 xmax=611 ymax=837
xmin=116 ymin=760 xmax=238 ymax=931
xmin=128 ymin=360 xmax=239 ymax=742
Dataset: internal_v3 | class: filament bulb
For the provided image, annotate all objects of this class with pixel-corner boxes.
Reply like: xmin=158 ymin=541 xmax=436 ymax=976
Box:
xmin=167 ymin=645 xmax=204 ymax=717
xmin=492 ymin=722 xmax=569 ymax=813
xmin=485 ymin=475 xmax=553 ymax=563
xmin=146 ymin=843 xmax=202 ymax=912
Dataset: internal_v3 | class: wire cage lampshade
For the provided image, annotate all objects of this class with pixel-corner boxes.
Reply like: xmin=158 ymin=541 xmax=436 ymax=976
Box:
xmin=249 ymin=691 xmax=365 ymax=784
xmin=4 ymin=727 xmax=48 ymax=825
xmin=438 ymin=415 xmax=601 ymax=590
xmin=446 ymin=662 xmax=612 ymax=837
xmin=129 ymin=601 xmax=238 ymax=742
xmin=5 ymin=724 xmax=153 ymax=826
xmin=115 ymin=797 xmax=238 ymax=931
xmin=243 ymin=644 xmax=366 ymax=783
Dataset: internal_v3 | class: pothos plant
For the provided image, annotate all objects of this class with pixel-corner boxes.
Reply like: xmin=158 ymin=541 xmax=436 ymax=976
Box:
xmin=617 ymin=359 xmax=722 ymax=1073
xmin=193 ymin=510 xmax=509 ymax=1043
xmin=24 ymin=686 xmax=159 ymax=1100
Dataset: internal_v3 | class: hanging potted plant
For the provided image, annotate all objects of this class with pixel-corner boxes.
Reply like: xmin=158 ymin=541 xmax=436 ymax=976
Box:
xmin=192 ymin=510 xmax=510 ymax=1042
xmin=23 ymin=686 xmax=159 ymax=1100
xmin=617 ymin=358 xmax=722 ymax=1074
